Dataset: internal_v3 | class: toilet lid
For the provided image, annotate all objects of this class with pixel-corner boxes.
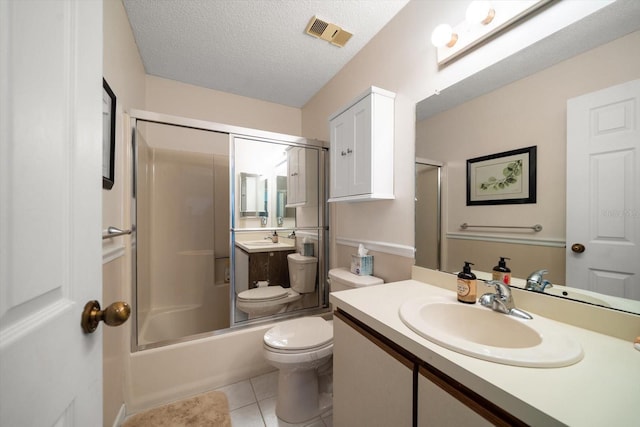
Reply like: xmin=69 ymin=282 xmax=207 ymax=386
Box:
xmin=237 ymin=286 xmax=288 ymax=302
xmin=264 ymin=317 xmax=333 ymax=351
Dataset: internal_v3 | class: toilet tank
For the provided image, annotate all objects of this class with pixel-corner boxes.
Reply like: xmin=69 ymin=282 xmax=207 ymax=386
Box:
xmin=287 ymin=253 xmax=317 ymax=293
xmin=328 ymin=268 xmax=383 ymax=292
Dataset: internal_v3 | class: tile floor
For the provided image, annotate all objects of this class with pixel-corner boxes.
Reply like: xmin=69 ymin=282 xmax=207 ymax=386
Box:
xmin=215 ymin=371 xmax=333 ymax=427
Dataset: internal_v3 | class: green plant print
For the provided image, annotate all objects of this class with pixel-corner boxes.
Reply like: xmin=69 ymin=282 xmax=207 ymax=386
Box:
xmin=480 ymin=160 xmax=522 ymax=191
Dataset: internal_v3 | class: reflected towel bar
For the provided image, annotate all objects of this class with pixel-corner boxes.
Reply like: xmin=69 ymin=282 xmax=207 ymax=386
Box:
xmin=460 ymin=223 xmax=543 ymax=232
xmin=102 ymin=226 xmax=133 ymax=239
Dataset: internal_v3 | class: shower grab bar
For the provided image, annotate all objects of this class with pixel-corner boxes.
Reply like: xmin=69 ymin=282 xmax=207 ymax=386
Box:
xmin=102 ymin=226 xmax=133 ymax=240
xmin=460 ymin=223 xmax=543 ymax=232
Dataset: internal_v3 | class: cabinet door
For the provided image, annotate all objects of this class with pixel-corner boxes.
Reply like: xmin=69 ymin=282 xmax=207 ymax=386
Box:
xmin=418 ymin=374 xmax=492 ymax=427
xmin=418 ymin=365 xmax=525 ymax=427
xmin=350 ymin=95 xmax=373 ymax=196
xmin=334 ymin=314 xmax=414 ymax=427
xmin=287 ymin=147 xmax=300 ymax=205
xmin=329 ymin=110 xmax=353 ymax=198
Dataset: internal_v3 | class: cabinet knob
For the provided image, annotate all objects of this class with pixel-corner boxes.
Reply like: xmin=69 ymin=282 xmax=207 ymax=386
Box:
xmin=346 ymin=148 xmax=353 ymax=154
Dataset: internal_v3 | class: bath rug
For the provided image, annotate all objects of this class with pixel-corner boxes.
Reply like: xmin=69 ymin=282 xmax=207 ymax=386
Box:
xmin=122 ymin=390 xmax=232 ymax=427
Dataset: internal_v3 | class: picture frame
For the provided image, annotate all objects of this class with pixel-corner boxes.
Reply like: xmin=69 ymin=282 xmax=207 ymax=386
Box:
xmin=466 ymin=146 xmax=536 ymax=206
xmin=102 ymin=78 xmax=116 ymax=190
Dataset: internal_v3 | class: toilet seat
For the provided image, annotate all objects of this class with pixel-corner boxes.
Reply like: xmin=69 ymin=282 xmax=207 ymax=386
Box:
xmin=237 ymin=285 xmax=290 ymax=302
xmin=264 ymin=317 xmax=333 ymax=352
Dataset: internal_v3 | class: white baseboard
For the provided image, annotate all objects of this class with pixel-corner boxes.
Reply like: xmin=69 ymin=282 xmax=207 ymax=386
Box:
xmin=446 ymin=232 xmax=565 ymax=247
xmin=335 ymin=237 xmax=415 ymax=258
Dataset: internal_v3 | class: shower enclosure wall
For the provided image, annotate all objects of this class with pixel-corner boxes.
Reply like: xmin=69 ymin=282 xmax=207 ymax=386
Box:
xmin=131 ymin=111 xmax=328 ymax=351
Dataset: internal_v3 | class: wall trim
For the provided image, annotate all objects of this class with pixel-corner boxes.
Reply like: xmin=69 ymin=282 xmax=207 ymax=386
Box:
xmin=103 ymin=244 xmax=125 ymax=264
xmin=447 ymin=232 xmax=566 ymax=248
xmin=336 ymin=237 xmax=415 ymax=258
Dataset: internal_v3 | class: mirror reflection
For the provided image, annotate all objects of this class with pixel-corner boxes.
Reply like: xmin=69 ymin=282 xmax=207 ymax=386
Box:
xmin=415 ymin=30 xmax=640 ymax=315
xmin=240 ymin=172 xmax=268 ymax=217
xmin=132 ymin=121 xmax=327 ymax=351
xmin=232 ymin=137 xmax=326 ymax=324
xmin=415 ymin=159 xmax=441 ymax=271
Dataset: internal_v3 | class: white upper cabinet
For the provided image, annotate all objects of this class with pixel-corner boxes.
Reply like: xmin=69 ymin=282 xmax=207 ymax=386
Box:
xmin=328 ymin=86 xmax=395 ymax=202
xmin=286 ymin=146 xmax=317 ymax=207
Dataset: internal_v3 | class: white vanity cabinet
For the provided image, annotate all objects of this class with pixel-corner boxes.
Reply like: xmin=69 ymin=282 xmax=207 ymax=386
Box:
xmin=333 ymin=315 xmax=413 ymax=426
xmin=286 ymin=146 xmax=317 ymax=207
xmin=418 ymin=368 xmax=494 ymax=427
xmin=328 ymin=86 xmax=395 ymax=202
xmin=334 ymin=310 xmax=526 ymax=427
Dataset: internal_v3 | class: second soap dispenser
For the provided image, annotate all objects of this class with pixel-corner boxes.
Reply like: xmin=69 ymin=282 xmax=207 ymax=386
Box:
xmin=492 ymin=257 xmax=511 ymax=285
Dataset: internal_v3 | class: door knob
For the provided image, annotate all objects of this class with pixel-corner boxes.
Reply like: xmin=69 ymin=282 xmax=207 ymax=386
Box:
xmin=571 ymin=243 xmax=586 ymax=253
xmin=81 ymin=300 xmax=130 ymax=333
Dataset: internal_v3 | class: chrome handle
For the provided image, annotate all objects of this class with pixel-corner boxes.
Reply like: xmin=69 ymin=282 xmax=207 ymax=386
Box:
xmin=102 ymin=226 xmax=132 ymax=240
xmin=346 ymin=148 xmax=353 ymax=154
xmin=81 ymin=300 xmax=130 ymax=333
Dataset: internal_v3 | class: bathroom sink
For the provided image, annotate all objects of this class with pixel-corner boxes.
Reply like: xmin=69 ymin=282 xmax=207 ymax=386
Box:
xmin=399 ymin=297 xmax=583 ymax=367
xmin=235 ymin=240 xmax=296 ymax=253
xmin=242 ymin=240 xmax=279 ymax=247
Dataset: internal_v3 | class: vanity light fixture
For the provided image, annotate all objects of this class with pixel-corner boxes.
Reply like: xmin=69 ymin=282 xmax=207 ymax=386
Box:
xmin=431 ymin=0 xmax=552 ymax=66
xmin=431 ymin=24 xmax=458 ymax=48
xmin=465 ymin=1 xmax=495 ymax=25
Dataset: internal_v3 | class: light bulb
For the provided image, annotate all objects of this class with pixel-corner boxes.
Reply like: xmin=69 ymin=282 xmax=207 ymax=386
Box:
xmin=431 ymin=24 xmax=457 ymax=48
xmin=466 ymin=1 xmax=495 ymax=25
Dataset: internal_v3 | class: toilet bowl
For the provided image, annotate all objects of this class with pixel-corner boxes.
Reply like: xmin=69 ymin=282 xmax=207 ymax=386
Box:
xmin=236 ymin=285 xmax=301 ymax=317
xmin=263 ymin=317 xmax=333 ymax=423
xmin=236 ymin=254 xmax=317 ymax=317
xmin=262 ymin=267 xmax=383 ymax=423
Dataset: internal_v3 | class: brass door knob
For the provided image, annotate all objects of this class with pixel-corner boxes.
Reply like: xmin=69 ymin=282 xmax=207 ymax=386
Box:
xmin=571 ymin=243 xmax=586 ymax=253
xmin=81 ymin=300 xmax=130 ymax=333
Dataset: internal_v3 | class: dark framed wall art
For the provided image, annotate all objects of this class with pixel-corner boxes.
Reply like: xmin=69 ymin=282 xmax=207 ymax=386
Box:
xmin=466 ymin=146 xmax=537 ymax=206
xmin=102 ymin=78 xmax=116 ymax=190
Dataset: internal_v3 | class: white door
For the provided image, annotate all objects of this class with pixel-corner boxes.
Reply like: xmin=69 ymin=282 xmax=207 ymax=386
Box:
xmin=566 ymin=79 xmax=640 ymax=300
xmin=0 ymin=1 xmax=104 ymax=425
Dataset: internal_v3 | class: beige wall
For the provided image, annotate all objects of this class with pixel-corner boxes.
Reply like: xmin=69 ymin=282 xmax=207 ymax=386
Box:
xmin=145 ymin=75 xmax=302 ymax=136
xmin=103 ymin=0 xmax=146 ymax=425
xmin=418 ymin=30 xmax=640 ymax=280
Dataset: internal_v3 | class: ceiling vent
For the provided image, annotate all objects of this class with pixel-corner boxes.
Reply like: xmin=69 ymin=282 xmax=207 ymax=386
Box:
xmin=305 ymin=16 xmax=353 ymax=47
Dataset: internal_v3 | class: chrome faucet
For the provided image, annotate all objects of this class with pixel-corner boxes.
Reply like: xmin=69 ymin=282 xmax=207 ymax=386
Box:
xmin=479 ymin=280 xmax=533 ymax=320
xmin=526 ymin=269 xmax=553 ymax=292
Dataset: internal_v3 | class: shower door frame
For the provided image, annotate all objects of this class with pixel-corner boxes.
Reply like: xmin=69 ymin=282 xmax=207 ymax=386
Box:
xmin=129 ymin=109 xmax=330 ymax=352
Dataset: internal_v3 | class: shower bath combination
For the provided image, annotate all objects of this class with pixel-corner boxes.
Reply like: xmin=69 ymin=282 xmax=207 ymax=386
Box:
xmin=130 ymin=111 xmax=329 ymax=351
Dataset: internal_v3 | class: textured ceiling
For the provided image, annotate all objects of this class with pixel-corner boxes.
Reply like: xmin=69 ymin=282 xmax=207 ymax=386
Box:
xmin=122 ymin=0 xmax=410 ymax=108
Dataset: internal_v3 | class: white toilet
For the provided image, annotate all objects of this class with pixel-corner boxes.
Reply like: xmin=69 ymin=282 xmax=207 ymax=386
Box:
xmin=263 ymin=267 xmax=383 ymax=423
xmin=236 ymin=253 xmax=317 ymax=317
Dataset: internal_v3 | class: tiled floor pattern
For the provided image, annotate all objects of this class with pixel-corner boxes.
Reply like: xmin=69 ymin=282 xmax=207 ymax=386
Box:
xmin=215 ymin=371 xmax=333 ymax=427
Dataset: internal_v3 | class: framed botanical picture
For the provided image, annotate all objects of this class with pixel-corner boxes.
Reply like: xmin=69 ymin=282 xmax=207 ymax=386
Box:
xmin=466 ymin=146 xmax=537 ymax=205
xmin=103 ymin=78 xmax=116 ymax=190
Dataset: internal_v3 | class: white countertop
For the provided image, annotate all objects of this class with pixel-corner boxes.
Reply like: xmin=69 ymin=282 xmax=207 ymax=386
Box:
xmin=330 ymin=280 xmax=640 ymax=426
xmin=235 ymin=239 xmax=296 ymax=253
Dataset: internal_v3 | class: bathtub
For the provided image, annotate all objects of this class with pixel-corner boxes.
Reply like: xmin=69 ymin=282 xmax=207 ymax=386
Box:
xmin=126 ymin=319 xmax=277 ymax=414
xmin=138 ymin=282 xmax=231 ymax=346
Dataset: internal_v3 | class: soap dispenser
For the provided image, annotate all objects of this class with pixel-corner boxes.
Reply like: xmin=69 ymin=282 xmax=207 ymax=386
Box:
xmin=457 ymin=261 xmax=477 ymax=304
xmin=492 ymin=257 xmax=511 ymax=285
xmin=272 ymin=230 xmax=278 ymax=243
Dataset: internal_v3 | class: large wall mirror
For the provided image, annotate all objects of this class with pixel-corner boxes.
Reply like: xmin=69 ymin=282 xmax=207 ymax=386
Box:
xmin=415 ymin=3 xmax=640 ymax=315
